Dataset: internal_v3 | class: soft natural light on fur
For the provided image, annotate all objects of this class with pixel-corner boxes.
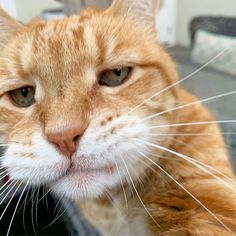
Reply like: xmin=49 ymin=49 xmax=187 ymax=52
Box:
xmin=0 ymin=0 xmax=236 ymax=235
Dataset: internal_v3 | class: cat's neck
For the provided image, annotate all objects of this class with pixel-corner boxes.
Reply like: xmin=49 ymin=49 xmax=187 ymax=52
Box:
xmin=78 ymin=89 xmax=234 ymax=236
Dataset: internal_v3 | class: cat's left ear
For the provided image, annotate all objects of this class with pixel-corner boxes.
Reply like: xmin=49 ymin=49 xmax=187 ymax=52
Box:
xmin=110 ymin=0 xmax=160 ymax=32
xmin=0 ymin=8 xmax=25 ymax=47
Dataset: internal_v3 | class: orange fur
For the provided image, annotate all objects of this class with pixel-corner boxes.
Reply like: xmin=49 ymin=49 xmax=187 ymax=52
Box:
xmin=0 ymin=1 xmax=236 ymax=235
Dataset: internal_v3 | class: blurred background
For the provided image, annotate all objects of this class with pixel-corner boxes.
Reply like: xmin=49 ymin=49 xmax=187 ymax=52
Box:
xmin=0 ymin=0 xmax=236 ymax=235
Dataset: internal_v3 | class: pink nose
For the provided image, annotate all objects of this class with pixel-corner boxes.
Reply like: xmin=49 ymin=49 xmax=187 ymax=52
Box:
xmin=47 ymin=125 xmax=87 ymax=158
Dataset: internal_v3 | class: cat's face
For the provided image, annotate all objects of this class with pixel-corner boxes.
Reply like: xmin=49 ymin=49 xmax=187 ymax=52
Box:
xmin=0 ymin=0 xmax=178 ymax=200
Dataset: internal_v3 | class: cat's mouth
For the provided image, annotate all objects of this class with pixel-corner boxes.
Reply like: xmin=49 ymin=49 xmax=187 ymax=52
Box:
xmin=59 ymin=163 xmax=116 ymax=179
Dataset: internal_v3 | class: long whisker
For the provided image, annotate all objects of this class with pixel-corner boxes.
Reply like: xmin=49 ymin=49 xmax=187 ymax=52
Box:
xmin=0 ymin=167 xmax=7 ymax=173
xmin=0 ymin=182 xmax=23 ymax=221
xmin=136 ymin=150 xmax=233 ymax=233
xmin=46 ymin=207 xmax=67 ymax=229
xmin=113 ymin=159 xmax=128 ymax=213
xmin=0 ymin=177 xmax=17 ymax=199
xmin=142 ymin=90 xmax=236 ymax=122
xmin=125 ymin=44 xmax=236 ymax=116
xmin=0 ymin=169 xmax=11 ymax=178
xmin=38 ymin=187 xmax=51 ymax=204
xmin=48 ymin=200 xmax=66 ymax=228
xmin=144 ymin=150 xmax=175 ymax=161
xmin=0 ymin=179 xmax=13 ymax=195
xmin=136 ymin=139 xmax=235 ymax=188
xmin=0 ymin=144 xmax=8 ymax=147
xmin=44 ymin=188 xmax=68 ymax=229
xmin=0 ymin=181 xmax=18 ymax=205
xmin=166 ymin=137 xmax=236 ymax=183
xmin=22 ymin=185 xmax=31 ymax=232
xmin=149 ymin=132 xmax=236 ymax=137
xmin=6 ymin=181 xmax=29 ymax=236
xmin=119 ymin=155 xmax=161 ymax=229
xmin=129 ymin=164 xmax=146 ymax=192
xmin=143 ymin=140 xmax=236 ymax=191
xmin=149 ymin=120 xmax=236 ymax=130
xmin=0 ymin=170 xmax=14 ymax=182
xmin=35 ymin=186 xmax=40 ymax=227
xmin=53 ymin=195 xmax=65 ymax=215
xmin=105 ymin=189 xmax=124 ymax=216
xmin=31 ymin=186 xmax=37 ymax=235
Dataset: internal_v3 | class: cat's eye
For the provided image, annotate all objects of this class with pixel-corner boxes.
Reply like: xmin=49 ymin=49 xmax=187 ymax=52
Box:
xmin=9 ymin=87 xmax=35 ymax=107
xmin=99 ymin=67 xmax=131 ymax=87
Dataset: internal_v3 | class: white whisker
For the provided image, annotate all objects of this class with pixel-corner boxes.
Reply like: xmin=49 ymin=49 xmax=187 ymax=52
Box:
xmin=149 ymin=132 xmax=236 ymax=137
xmin=149 ymin=120 xmax=236 ymax=130
xmin=35 ymin=186 xmax=40 ymax=227
xmin=114 ymin=159 xmax=128 ymax=213
xmin=6 ymin=181 xmax=29 ymax=236
xmin=0 ymin=144 xmax=7 ymax=147
xmin=136 ymin=139 xmax=235 ymax=188
xmin=38 ymin=187 xmax=51 ymax=204
xmin=45 ymin=207 xmax=67 ymax=229
xmin=136 ymin=149 xmax=233 ymax=233
xmin=125 ymin=43 xmax=236 ymax=116
xmin=0 ymin=170 xmax=14 ymax=182
xmin=31 ymin=186 xmax=37 ymax=235
xmin=0 ymin=177 xmax=17 ymax=199
xmin=0 ymin=169 xmax=11 ymax=179
xmin=44 ymin=189 xmax=68 ymax=229
xmin=142 ymin=90 xmax=236 ymax=122
xmin=22 ymin=185 xmax=31 ymax=232
xmin=119 ymin=155 xmax=162 ymax=229
xmin=0 ymin=182 xmax=22 ymax=221
xmin=105 ymin=190 xmax=124 ymax=216
xmin=0 ymin=181 xmax=18 ymax=205
xmin=167 ymin=137 xmax=236 ymax=184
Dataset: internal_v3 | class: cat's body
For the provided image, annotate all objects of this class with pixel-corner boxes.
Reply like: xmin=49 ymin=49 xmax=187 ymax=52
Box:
xmin=0 ymin=1 xmax=236 ymax=235
xmin=80 ymin=88 xmax=236 ymax=236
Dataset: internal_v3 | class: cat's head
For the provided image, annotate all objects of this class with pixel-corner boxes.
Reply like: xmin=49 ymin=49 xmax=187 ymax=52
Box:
xmin=0 ymin=0 xmax=178 ymax=200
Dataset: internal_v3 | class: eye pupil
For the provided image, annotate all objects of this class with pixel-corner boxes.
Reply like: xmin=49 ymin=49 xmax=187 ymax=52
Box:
xmin=114 ymin=69 xmax=121 ymax=76
xmin=21 ymin=88 xmax=30 ymax=98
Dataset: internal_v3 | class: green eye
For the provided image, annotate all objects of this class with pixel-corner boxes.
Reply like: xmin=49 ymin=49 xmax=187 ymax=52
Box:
xmin=10 ymin=87 xmax=35 ymax=107
xmin=99 ymin=67 xmax=131 ymax=87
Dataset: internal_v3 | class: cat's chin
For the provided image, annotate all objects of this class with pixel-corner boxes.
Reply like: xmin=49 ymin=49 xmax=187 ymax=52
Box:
xmin=50 ymin=164 xmax=120 ymax=200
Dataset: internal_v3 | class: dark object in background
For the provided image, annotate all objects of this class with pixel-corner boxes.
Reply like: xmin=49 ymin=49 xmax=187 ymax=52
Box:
xmin=0 ymin=185 xmax=100 ymax=236
xmin=189 ymin=16 xmax=236 ymax=47
xmin=0 ymin=187 xmax=69 ymax=236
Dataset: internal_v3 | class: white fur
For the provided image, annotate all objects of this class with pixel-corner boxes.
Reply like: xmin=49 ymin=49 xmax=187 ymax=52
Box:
xmin=82 ymin=199 xmax=153 ymax=236
xmin=1 ymin=109 xmax=150 ymax=201
xmin=51 ymin=113 xmax=150 ymax=200
xmin=2 ymin=132 xmax=70 ymax=184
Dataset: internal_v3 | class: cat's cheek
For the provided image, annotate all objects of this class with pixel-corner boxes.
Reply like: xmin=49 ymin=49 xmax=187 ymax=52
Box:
xmin=2 ymin=141 xmax=71 ymax=185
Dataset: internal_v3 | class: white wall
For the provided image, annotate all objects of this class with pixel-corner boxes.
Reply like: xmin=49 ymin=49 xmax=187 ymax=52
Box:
xmin=0 ymin=0 xmax=18 ymax=18
xmin=156 ymin=0 xmax=177 ymax=45
xmin=15 ymin=0 xmax=62 ymax=23
xmin=176 ymin=0 xmax=236 ymax=47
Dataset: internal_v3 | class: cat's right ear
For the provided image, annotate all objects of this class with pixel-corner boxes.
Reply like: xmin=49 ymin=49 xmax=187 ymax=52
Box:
xmin=0 ymin=8 xmax=24 ymax=47
xmin=109 ymin=0 xmax=160 ymax=33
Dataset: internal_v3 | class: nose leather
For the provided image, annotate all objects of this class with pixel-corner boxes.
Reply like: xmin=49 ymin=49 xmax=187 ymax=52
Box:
xmin=47 ymin=125 xmax=87 ymax=158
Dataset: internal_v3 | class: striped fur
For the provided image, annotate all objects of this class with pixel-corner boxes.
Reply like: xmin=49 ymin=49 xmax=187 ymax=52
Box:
xmin=0 ymin=1 xmax=236 ymax=235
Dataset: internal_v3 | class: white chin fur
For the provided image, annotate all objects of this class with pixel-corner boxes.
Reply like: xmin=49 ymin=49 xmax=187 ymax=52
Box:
xmin=50 ymin=171 xmax=121 ymax=200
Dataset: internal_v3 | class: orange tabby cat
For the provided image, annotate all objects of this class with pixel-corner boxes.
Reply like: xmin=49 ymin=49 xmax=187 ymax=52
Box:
xmin=0 ymin=0 xmax=236 ymax=235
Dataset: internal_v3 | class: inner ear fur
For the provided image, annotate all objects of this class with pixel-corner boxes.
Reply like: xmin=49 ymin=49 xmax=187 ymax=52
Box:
xmin=109 ymin=0 xmax=159 ymax=31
